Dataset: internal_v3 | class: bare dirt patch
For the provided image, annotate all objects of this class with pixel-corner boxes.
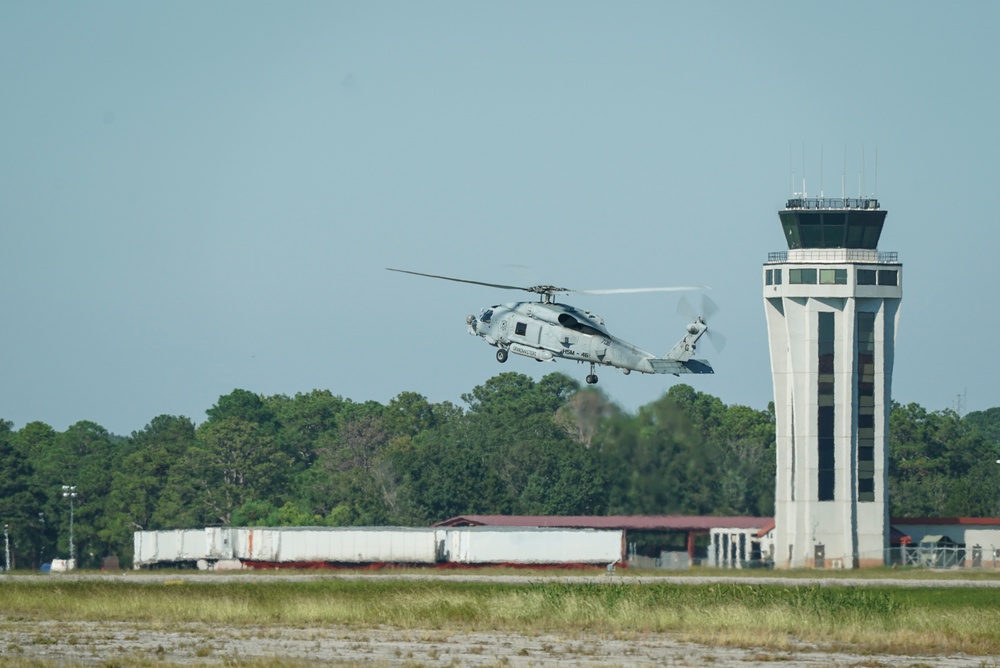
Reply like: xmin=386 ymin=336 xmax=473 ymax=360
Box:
xmin=0 ymin=618 xmax=990 ymax=667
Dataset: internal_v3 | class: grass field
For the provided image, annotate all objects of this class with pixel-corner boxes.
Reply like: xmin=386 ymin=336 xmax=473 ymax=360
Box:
xmin=2 ymin=572 xmax=1000 ymax=663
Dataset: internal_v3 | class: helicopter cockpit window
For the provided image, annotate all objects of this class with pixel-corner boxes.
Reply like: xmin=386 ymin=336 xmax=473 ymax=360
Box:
xmin=481 ymin=309 xmax=494 ymax=323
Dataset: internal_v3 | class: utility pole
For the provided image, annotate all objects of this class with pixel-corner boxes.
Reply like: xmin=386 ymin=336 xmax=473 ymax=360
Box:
xmin=38 ymin=512 xmax=44 ymax=565
xmin=62 ymin=485 xmax=77 ymax=567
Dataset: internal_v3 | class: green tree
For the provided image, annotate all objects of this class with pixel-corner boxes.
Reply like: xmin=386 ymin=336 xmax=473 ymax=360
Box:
xmin=105 ymin=415 xmax=198 ymax=560
xmin=715 ymin=403 xmax=776 ymax=516
xmin=0 ymin=420 xmax=47 ymax=569
xmin=392 ymin=373 xmax=603 ymax=524
xmin=31 ymin=421 xmax=120 ymax=568
xmin=307 ymin=413 xmax=396 ymax=525
xmin=188 ymin=417 xmax=293 ymax=524
xmin=205 ymin=389 xmax=276 ymax=429
xmin=965 ymin=407 xmax=1000 ymax=449
xmin=889 ymin=402 xmax=998 ymax=517
xmin=554 ymin=387 xmax=622 ymax=448
xmin=268 ymin=390 xmax=349 ymax=470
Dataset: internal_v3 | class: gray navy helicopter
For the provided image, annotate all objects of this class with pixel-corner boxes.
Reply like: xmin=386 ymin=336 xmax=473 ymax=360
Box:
xmin=388 ymin=268 xmax=722 ymax=384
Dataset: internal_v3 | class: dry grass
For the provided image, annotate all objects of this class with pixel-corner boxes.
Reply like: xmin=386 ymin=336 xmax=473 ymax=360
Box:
xmin=2 ymin=577 xmax=1000 ymax=659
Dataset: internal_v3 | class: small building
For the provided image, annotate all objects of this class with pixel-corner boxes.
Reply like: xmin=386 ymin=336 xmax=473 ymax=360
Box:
xmin=889 ymin=518 xmax=1000 ymax=569
xmin=709 ymin=521 xmax=775 ymax=568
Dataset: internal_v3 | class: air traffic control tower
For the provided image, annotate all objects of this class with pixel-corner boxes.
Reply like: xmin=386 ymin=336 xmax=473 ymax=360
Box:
xmin=763 ymin=196 xmax=902 ymax=568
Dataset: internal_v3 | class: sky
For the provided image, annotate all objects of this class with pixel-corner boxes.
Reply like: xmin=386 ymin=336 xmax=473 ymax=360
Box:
xmin=2 ymin=1 xmax=999 ymax=435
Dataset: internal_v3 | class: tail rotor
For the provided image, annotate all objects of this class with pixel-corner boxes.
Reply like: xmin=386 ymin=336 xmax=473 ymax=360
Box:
xmin=678 ymin=295 xmax=726 ymax=353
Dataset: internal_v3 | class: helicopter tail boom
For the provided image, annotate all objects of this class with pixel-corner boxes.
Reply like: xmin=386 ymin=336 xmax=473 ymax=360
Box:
xmin=649 ymin=358 xmax=714 ymax=375
xmin=653 ymin=311 xmax=715 ymax=375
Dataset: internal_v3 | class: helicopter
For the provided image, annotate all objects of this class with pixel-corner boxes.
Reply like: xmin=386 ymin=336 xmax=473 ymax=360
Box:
xmin=387 ymin=268 xmax=721 ymax=384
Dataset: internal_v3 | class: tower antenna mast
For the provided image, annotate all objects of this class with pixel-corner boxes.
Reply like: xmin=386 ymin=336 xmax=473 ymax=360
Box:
xmin=789 ymin=144 xmax=794 ymax=197
xmin=862 ymin=145 xmax=867 ymax=198
xmin=874 ymin=145 xmax=879 ymax=198
xmin=842 ymin=144 xmax=847 ymax=200
xmin=801 ymin=143 xmax=806 ymax=198
xmin=820 ymin=145 xmax=825 ymax=198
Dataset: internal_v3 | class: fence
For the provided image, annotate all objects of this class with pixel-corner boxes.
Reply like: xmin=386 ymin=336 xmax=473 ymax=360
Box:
xmin=886 ymin=544 xmax=1000 ymax=569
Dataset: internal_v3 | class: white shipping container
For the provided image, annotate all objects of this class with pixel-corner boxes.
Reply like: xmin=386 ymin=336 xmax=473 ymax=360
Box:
xmin=443 ymin=527 xmax=624 ymax=565
xmin=234 ymin=527 xmax=440 ymax=564
xmin=231 ymin=528 xmax=281 ymax=561
xmin=133 ymin=529 xmax=208 ymax=567
xmin=205 ymin=527 xmax=235 ymax=560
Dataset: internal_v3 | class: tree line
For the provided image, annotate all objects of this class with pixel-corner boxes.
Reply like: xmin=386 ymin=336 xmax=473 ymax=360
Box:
xmin=1 ymin=372 xmax=998 ymax=569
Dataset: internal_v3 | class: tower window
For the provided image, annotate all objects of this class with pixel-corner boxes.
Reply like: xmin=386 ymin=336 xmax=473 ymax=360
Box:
xmin=817 ymin=311 xmax=835 ymax=501
xmin=877 ymin=270 xmax=898 ymax=286
xmin=858 ymin=269 xmax=877 ymax=285
xmin=790 ymin=268 xmax=817 ymax=284
xmin=819 ymin=268 xmax=848 ymax=285
xmin=857 ymin=311 xmax=876 ymax=502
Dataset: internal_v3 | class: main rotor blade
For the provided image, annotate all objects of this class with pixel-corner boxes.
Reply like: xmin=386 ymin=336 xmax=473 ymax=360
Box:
xmin=386 ymin=268 xmax=528 ymax=292
xmin=574 ymin=286 xmax=710 ymax=296
xmin=388 ymin=268 xmax=706 ymax=300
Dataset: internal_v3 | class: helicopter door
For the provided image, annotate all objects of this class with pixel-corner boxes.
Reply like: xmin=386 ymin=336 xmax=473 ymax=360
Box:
xmin=513 ymin=321 xmax=541 ymax=344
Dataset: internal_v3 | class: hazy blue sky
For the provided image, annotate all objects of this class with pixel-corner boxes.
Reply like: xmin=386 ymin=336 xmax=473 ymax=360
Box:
xmin=2 ymin=2 xmax=998 ymax=434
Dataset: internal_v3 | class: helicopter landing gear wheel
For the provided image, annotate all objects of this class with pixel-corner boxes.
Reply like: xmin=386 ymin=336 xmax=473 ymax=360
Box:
xmin=496 ymin=348 xmax=508 ymax=363
xmin=586 ymin=374 xmax=598 ymax=384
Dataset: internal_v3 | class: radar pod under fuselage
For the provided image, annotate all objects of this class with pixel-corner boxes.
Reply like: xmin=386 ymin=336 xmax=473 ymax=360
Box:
xmin=508 ymin=344 xmax=554 ymax=361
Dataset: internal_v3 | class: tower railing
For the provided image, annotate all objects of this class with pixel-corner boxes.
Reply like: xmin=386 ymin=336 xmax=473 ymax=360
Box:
xmin=785 ymin=197 xmax=880 ymax=210
xmin=766 ymin=250 xmax=899 ymax=264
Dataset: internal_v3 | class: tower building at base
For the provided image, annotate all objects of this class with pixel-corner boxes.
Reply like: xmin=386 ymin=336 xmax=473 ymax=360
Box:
xmin=763 ymin=196 xmax=902 ymax=568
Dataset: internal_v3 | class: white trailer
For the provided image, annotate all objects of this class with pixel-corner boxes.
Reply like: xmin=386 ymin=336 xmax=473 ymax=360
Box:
xmin=233 ymin=527 xmax=440 ymax=564
xmin=441 ymin=527 xmax=623 ymax=565
xmin=133 ymin=529 xmax=210 ymax=568
xmin=132 ymin=526 xmax=625 ymax=569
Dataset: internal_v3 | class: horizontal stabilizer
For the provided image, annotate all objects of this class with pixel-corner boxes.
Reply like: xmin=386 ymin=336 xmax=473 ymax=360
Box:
xmin=649 ymin=358 xmax=714 ymax=376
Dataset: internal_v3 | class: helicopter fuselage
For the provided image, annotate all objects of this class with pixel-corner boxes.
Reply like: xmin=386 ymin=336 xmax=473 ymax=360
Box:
xmin=468 ymin=301 xmax=684 ymax=377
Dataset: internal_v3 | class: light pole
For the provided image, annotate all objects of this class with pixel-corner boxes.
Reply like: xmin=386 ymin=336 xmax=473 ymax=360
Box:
xmin=62 ymin=485 xmax=77 ymax=566
xmin=38 ymin=512 xmax=45 ymax=566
